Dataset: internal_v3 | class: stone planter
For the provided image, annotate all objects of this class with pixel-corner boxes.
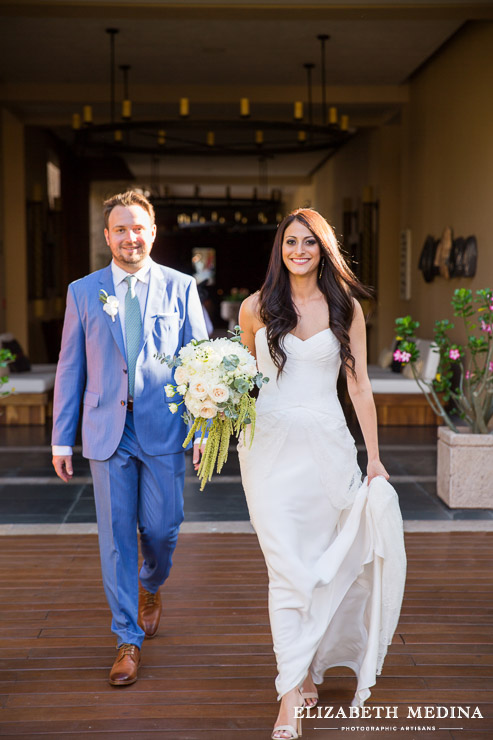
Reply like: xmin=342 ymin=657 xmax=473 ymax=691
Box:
xmin=437 ymin=426 xmax=493 ymax=508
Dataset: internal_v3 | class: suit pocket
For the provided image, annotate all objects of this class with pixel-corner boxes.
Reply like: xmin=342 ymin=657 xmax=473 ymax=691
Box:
xmin=83 ymin=390 xmax=99 ymax=408
xmin=155 ymin=313 xmax=180 ymax=329
xmin=153 ymin=313 xmax=180 ymax=347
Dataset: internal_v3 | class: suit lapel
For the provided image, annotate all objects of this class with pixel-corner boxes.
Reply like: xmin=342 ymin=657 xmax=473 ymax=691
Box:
xmin=141 ymin=261 xmax=167 ymax=352
xmin=98 ymin=265 xmax=126 ymax=360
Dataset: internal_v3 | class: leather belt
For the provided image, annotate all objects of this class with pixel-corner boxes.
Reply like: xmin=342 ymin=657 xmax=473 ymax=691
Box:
xmin=127 ymin=398 xmax=134 ymax=412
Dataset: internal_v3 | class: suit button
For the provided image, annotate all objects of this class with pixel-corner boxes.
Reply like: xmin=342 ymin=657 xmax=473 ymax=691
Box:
xmin=121 ymin=400 xmax=125 ymax=406
xmin=123 ymin=368 xmax=128 ymax=374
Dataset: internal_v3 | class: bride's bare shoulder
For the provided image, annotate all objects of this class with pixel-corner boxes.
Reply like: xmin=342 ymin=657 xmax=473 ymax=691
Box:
xmin=239 ymin=291 xmax=262 ymax=328
xmin=350 ymin=297 xmax=365 ymax=323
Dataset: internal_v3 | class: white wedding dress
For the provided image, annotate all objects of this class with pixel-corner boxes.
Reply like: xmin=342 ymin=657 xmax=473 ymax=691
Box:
xmin=238 ymin=327 xmax=406 ymax=706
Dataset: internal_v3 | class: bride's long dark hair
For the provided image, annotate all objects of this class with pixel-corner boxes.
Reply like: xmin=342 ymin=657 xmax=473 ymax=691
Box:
xmin=258 ymin=208 xmax=372 ymax=378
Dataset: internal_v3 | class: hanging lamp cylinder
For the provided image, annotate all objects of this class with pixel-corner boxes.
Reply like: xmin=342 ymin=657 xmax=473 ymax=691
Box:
xmin=240 ymin=98 xmax=250 ymax=117
xmin=122 ymin=99 xmax=132 ymax=119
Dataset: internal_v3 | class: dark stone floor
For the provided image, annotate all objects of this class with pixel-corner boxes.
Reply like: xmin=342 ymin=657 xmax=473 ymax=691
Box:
xmin=0 ymin=421 xmax=491 ymax=523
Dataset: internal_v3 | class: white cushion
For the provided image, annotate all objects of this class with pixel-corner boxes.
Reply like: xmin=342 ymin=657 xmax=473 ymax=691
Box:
xmin=368 ymin=365 xmax=424 ymax=394
xmin=2 ymin=364 xmax=57 ymax=394
xmin=367 ymin=337 xmax=439 ymax=394
xmin=415 ymin=338 xmax=440 ymax=381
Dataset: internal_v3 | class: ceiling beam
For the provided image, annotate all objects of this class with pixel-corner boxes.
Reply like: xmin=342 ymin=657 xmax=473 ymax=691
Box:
xmin=2 ymin=2 xmax=493 ymax=21
xmin=0 ymin=83 xmax=410 ymax=105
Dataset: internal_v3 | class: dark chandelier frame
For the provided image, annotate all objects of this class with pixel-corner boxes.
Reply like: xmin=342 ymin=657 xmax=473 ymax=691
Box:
xmin=72 ymin=29 xmax=353 ymax=159
xmin=75 ymin=119 xmax=351 ymax=158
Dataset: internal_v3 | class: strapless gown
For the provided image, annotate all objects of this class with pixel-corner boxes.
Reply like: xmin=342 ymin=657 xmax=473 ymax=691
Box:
xmin=238 ymin=327 xmax=406 ymax=706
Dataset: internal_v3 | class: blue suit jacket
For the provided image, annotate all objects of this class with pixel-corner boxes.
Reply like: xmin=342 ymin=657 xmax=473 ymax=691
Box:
xmin=52 ymin=260 xmax=208 ymax=460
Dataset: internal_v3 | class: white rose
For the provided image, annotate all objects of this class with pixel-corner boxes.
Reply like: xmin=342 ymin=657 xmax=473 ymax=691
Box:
xmin=103 ymin=295 xmax=119 ymax=322
xmin=174 ymin=365 xmax=189 ymax=385
xmin=189 ymin=379 xmax=209 ymax=399
xmin=199 ymin=399 xmax=218 ymax=419
xmin=164 ymin=384 xmax=176 ymax=397
xmin=240 ymin=361 xmax=257 ymax=377
xmin=185 ymin=392 xmax=203 ymax=417
xmin=210 ymin=384 xmax=229 ymax=403
xmin=176 ymin=384 xmax=187 ymax=395
xmin=169 ymin=403 xmax=179 ymax=414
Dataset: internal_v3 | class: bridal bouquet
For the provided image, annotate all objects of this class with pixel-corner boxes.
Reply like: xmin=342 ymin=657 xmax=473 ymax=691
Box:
xmin=157 ymin=327 xmax=268 ymax=489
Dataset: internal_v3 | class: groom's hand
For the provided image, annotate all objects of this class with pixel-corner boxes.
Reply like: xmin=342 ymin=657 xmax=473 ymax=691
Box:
xmin=192 ymin=441 xmax=206 ymax=471
xmin=53 ymin=455 xmax=74 ymax=482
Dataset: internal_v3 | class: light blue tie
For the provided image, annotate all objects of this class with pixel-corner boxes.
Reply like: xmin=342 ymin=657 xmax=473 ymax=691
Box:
xmin=124 ymin=275 xmax=142 ymax=398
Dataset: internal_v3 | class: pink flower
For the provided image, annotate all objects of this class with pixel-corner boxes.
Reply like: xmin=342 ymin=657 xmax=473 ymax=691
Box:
xmin=393 ymin=349 xmax=411 ymax=363
xmin=490 ymin=361 xmax=493 ymax=373
xmin=480 ymin=320 xmax=492 ymax=334
xmin=465 ymin=370 xmax=471 ymax=379
xmin=449 ymin=348 xmax=461 ymax=361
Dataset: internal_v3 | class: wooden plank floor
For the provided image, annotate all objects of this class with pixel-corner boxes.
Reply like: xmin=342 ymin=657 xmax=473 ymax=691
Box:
xmin=0 ymin=533 xmax=492 ymax=739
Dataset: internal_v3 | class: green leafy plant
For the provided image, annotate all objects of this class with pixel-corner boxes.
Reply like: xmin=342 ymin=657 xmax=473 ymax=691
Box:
xmin=394 ymin=288 xmax=493 ymax=434
xmin=0 ymin=349 xmax=15 ymax=398
xmin=223 ymin=287 xmax=249 ymax=303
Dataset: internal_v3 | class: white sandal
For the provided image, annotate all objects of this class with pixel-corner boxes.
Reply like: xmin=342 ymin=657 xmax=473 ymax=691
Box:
xmin=271 ymin=690 xmax=303 ymax=739
xmin=271 ymin=718 xmax=302 ymax=739
xmin=301 ymin=690 xmax=318 ymax=708
xmin=301 ymin=672 xmax=318 ymax=707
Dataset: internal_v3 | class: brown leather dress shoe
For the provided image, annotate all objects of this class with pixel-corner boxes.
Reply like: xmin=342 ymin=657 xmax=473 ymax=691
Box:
xmin=109 ymin=643 xmax=140 ymax=686
xmin=138 ymin=584 xmax=162 ymax=639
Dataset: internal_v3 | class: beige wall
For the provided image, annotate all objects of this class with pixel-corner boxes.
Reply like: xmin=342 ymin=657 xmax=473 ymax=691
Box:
xmin=405 ymin=21 xmax=493 ymax=343
xmin=0 ymin=109 xmax=28 ymax=350
xmin=289 ymin=21 xmax=493 ymax=359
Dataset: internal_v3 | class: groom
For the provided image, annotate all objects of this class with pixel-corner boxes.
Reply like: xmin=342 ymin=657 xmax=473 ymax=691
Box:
xmin=52 ymin=190 xmax=207 ymax=685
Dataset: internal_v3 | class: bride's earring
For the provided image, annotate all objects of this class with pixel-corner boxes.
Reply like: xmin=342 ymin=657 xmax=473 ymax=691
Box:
xmin=318 ymin=258 xmax=325 ymax=279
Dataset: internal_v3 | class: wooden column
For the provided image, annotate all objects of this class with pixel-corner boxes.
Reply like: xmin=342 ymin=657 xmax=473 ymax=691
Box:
xmin=1 ymin=108 xmax=28 ymax=350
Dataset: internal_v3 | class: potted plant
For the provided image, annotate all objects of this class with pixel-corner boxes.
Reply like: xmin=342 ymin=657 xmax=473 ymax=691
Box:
xmin=394 ymin=288 xmax=493 ymax=508
xmin=0 ymin=348 xmax=14 ymax=398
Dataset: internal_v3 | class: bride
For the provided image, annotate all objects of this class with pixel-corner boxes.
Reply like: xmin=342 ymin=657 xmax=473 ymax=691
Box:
xmin=238 ymin=208 xmax=406 ymax=739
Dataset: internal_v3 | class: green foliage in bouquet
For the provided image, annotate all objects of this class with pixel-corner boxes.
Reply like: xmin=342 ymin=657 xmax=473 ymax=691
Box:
xmin=183 ymin=392 xmax=257 ymax=490
xmin=0 ymin=349 xmax=15 ymax=398
xmin=394 ymin=288 xmax=493 ymax=434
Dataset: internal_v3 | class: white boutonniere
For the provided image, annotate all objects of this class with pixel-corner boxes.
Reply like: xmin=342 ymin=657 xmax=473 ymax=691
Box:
xmin=99 ymin=289 xmax=119 ymax=322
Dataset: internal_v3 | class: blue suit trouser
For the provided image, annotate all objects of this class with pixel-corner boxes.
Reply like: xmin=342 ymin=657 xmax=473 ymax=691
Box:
xmin=89 ymin=412 xmax=185 ymax=648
